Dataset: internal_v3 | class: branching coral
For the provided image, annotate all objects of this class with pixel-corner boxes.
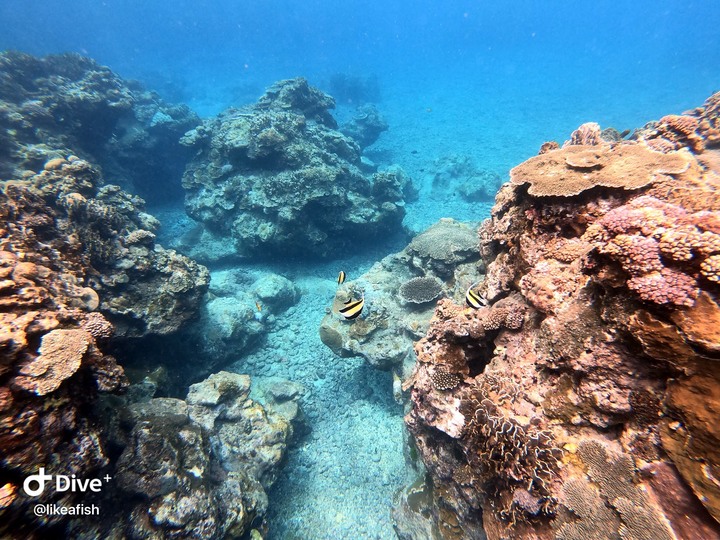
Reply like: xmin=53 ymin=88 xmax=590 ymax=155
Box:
xmin=583 ymin=195 xmax=720 ymax=306
xmin=701 ymin=254 xmax=720 ymax=282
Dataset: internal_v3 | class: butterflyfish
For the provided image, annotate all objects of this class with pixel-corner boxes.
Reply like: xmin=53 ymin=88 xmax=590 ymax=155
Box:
xmin=339 ymin=296 xmax=365 ymax=320
xmin=337 ymin=271 xmax=346 ymax=285
xmin=465 ymin=286 xmax=488 ymax=309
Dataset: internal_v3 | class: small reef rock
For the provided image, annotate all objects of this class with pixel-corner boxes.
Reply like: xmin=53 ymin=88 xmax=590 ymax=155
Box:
xmin=88 ymin=372 xmax=301 ymax=539
xmin=340 ymin=103 xmax=389 ymax=150
xmin=181 ymin=77 xmax=413 ymax=258
xmin=401 ymin=92 xmax=720 ymax=539
xmin=320 ymin=218 xmax=483 ymax=371
xmin=432 ymin=154 xmax=502 ymax=203
xmin=0 ymin=51 xmax=200 ymax=203
xmin=199 ymin=269 xmax=301 ymax=370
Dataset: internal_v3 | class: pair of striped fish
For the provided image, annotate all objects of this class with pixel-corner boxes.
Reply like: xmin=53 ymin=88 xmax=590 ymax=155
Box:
xmin=337 ymin=270 xmax=365 ymax=320
xmin=337 ymin=271 xmax=485 ymax=319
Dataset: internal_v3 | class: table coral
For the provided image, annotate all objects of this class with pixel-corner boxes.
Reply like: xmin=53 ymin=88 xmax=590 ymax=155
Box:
xmin=399 ymin=276 xmax=444 ymax=305
xmin=510 ymin=143 xmax=690 ymax=197
xmin=13 ymin=329 xmax=90 ymax=396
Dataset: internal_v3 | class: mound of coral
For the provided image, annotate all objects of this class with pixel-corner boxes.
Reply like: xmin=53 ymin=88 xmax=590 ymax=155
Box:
xmin=400 ymin=93 xmax=720 ymax=539
xmin=0 ymin=51 xmax=200 ymax=203
xmin=181 ymin=77 xmax=413 ymax=258
xmin=320 ymin=218 xmax=483 ymax=372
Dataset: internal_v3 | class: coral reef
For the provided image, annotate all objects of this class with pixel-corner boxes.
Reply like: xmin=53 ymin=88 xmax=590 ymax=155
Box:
xmin=0 ymin=165 xmax=131 ymax=535
xmin=0 ymin=152 xmax=211 ymax=535
xmin=634 ymin=90 xmax=720 ymax=154
xmin=182 ymin=77 xmax=412 ymax=258
xmin=0 ymin=51 xmax=200 ymax=203
xmin=320 ymin=219 xmax=483 ymax=371
xmin=82 ymin=371 xmax=300 ymax=539
xmin=402 ymin=98 xmax=720 ymax=539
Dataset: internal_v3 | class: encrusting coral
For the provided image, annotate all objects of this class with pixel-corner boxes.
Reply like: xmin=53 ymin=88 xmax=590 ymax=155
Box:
xmin=401 ymin=93 xmax=720 ymax=539
xmin=14 ymin=329 xmax=91 ymax=396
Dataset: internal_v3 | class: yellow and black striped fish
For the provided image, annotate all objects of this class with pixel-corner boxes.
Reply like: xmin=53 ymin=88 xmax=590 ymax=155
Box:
xmin=339 ymin=296 xmax=365 ymax=320
xmin=465 ymin=286 xmax=488 ymax=309
xmin=337 ymin=271 xmax=346 ymax=285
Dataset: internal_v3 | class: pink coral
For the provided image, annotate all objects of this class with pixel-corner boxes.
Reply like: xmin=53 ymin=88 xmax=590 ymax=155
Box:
xmin=601 ymin=234 xmax=662 ymax=276
xmin=627 ymin=268 xmax=698 ymax=307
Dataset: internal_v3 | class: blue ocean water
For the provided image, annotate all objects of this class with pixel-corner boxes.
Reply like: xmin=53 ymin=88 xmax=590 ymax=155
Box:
xmin=2 ymin=2 xmax=719 ymax=538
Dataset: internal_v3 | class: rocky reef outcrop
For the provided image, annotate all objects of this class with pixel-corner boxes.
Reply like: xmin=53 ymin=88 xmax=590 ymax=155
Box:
xmin=0 ymin=153 xmax=210 ymax=536
xmin=320 ymin=219 xmax=483 ymax=372
xmin=181 ymin=77 xmax=413 ymax=258
xmin=400 ymin=93 xmax=720 ymax=539
xmin=94 ymin=371 xmax=300 ymax=539
xmin=198 ymin=269 xmax=301 ymax=371
xmin=0 ymin=51 xmax=200 ymax=203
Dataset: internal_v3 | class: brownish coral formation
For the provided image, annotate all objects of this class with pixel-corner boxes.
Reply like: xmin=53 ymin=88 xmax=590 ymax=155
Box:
xmin=403 ymin=101 xmax=720 ymax=539
xmin=0 ymin=170 xmax=129 ymax=535
xmin=0 ymin=154 xmax=209 ymax=536
xmin=509 ymin=143 xmax=690 ymax=197
xmin=635 ymin=90 xmax=720 ymax=155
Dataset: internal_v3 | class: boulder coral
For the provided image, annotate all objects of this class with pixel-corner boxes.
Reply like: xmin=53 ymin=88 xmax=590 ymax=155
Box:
xmin=181 ymin=77 xmax=412 ymax=258
xmin=401 ymin=98 xmax=720 ymax=539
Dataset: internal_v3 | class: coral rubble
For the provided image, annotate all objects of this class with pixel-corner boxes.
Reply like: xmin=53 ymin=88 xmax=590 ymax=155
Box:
xmin=402 ymin=97 xmax=720 ymax=539
xmin=181 ymin=77 xmax=412 ymax=258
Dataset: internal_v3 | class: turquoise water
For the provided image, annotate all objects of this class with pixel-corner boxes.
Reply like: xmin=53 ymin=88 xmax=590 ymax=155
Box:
xmin=2 ymin=2 xmax=719 ymax=538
